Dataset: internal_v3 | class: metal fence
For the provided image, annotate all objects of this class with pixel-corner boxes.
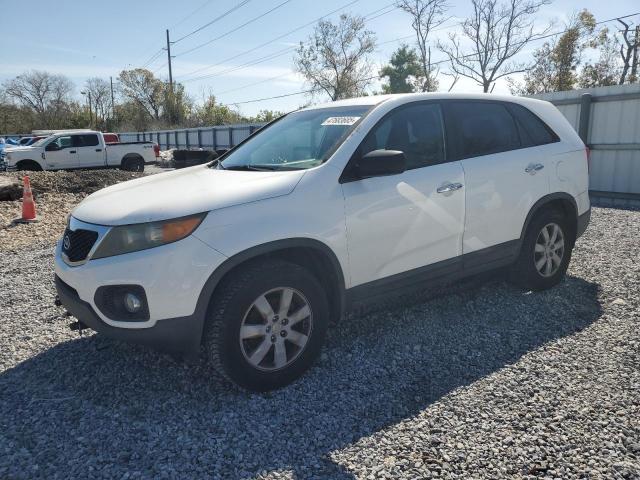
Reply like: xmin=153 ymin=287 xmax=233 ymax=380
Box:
xmin=532 ymin=83 xmax=640 ymax=207
xmin=118 ymin=123 xmax=265 ymax=151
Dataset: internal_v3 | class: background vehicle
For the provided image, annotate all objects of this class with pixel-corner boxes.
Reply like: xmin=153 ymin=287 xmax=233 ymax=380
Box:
xmin=103 ymin=133 xmax=120 ymax=144
xmin=17 ymin=136 xmax=46 ymax=146
xmin=54 ymin=93 xmax=590 ymax=391
xmin=4 ymin=130 xmax=159 ymax=171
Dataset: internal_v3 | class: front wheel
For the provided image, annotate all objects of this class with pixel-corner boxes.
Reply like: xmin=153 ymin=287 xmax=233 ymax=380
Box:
xmin=510 ymin=208 xmax=574 ymax=291
xmin=203 ymin=259 xmax=329 ymax=391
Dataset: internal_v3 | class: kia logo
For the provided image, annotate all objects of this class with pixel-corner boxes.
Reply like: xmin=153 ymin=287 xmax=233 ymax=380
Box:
xmin=63 ymin=234 xmax=71 ymax=250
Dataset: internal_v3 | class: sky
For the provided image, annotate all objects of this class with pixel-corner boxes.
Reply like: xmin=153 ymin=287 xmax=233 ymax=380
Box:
xmin=1 ymin=0 xmax=638 ymax=117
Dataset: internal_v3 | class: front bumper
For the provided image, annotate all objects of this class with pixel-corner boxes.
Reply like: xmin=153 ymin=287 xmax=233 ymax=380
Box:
xmin=55 ymin=275 xmax=201 ymax=355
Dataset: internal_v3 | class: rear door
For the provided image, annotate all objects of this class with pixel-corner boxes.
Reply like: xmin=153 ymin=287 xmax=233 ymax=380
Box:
xmin=342 ymin=102 xmax=466 ymax=287
xmin=443 ymin=101 xmax=550 ymax=255
xmin=73 ymin=134 xmax=104 ymax=168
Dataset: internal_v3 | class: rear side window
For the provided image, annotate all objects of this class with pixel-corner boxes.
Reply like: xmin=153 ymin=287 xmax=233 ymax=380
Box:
xmin=508 ymin=104 xmax=559 ymax=147
xmin=446 ymin=102 xmax=519 ymax=159
xmin=73 ymin=134 xmax=99 ymax=147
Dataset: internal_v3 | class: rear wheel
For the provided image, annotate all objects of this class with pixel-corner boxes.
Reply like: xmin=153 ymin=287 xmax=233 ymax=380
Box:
xmin=121 ymin=157 xmax=144 ymax=172
xmin=510 ymin=208 xmax=573 ymax=291
xmin=203 ymin=259 xmax=329 ymax=391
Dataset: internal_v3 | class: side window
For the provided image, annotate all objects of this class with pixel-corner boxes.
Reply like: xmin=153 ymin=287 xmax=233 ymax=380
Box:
xmin=53 ymin=136 xmax=73 ymax=149
xmin=361 ymin=103 xmax=445 ymax=170
xmin=508 ymin=104 xmax=559 ymax=147
xmin=74 ymin=134 xmax=99 ymax=147
xmin=447 ymin=102 xmax=519 ymax=159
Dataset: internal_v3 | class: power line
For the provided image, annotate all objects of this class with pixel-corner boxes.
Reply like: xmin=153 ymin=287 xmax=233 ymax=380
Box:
xmin=174 ymin=0 xmax=296 ymax=57
xmin=219 ymin=11 xmax=640 ymax=106
xmin=215 ymin=72 xmax=294 ymax=95
xmin=170 ymin=0 xmax=213 ymax=30
xmin=172 ymin=0 xmax=252 ymax=44
xmin=177 ymin=0 xmax=396 ymax=82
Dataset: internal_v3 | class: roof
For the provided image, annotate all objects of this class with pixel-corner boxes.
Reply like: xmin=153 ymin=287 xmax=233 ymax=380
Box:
xmin=301 ymin=92 xmax=550 ymax=111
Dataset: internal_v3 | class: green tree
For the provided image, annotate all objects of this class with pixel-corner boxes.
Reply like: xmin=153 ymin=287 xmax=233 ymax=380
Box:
xmin=512 ymin=9 xmax=596 ymax=94
xmin=579 ymin=27 xmax=621 ymax=88
xmin=380 ymin=45 xmax=423 ymax=93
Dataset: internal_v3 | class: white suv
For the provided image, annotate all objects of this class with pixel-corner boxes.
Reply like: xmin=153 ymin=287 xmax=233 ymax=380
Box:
xmin=55 ymin=93 xmax=590 ymax=391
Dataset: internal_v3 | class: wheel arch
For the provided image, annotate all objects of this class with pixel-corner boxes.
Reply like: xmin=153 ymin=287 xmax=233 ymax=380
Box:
xmin=16 ymin=159 xmax=43 ymax=171
xmin=519 ymin=192 xmax=578 ymax=248
xmin=191 ymin=238 xmax=347 ymax=348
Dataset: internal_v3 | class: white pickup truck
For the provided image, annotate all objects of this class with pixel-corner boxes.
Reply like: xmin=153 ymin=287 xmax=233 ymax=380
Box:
xmin=4 ymin=131 xmax=159 ymax=172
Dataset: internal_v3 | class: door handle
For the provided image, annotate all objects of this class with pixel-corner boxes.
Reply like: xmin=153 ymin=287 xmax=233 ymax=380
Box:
xmin=69 ymin=150 xmax=77 ymax=154
xmin=525 ymin=163 xmax=544 ymax=174
xmin=437 ymin=182 xmax=464 ymax=194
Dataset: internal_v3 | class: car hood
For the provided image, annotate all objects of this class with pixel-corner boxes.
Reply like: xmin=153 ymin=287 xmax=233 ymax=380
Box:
xmin=72 ymin=165 xmax=306 ymax=226
xmin=5 ymin=145 xmax=38 ymax=153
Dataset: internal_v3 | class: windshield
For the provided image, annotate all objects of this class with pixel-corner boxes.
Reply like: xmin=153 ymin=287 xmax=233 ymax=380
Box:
xmin=220 ymin=105 xmax=372 ymax=171
xmin=31 ymin=136 xmax=51 ymax=147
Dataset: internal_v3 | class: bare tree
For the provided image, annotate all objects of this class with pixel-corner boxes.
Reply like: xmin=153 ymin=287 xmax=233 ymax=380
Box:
xmin=84 ymin=78 xmax=112 ymax=128
xmin=438 ymin=0 xmax=551 ymax=93
xmin=618 ymin=20 xmax=640 ymax=84
xmin=117 ymin=69 xmax=165 ymax=120
xmin=295 ymin=14 xmax=376 ymax=101
xmin=3 ymin=70 xmax=74 ymax=128
xmin=396 ymin=0 xmax=449 ymax=91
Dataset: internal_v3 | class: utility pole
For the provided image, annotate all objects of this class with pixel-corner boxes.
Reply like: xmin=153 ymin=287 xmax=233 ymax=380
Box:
xmin=110 ymin=76 xmax=116 ymax=126
xmin=165 ymin=29 xmax=175 ymax=123
xmin=631 ymin=25 xmax=639 ymax=83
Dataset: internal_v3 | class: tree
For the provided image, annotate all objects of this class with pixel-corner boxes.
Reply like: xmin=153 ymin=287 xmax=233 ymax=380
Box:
xmin=380 ymin=45 xmax=423 ymax=93
xmin=439 ymin=0 xmax=551 ymax=93
xmin=396 ymin=0 xmax=449 ymax=91
xmin=295 ymin=14 xmax=376 ymax=100
xmin=83 ymin=78 xmax=112 ymax=129
xmin=251 ymin=110 xmax=285 ymax=122
xmin=3 ymin=70 xmax=74 ymax=128
xmin=509 ymin=9 xmax=595 ymax=94
xmin=117 ymin=69 xmax=165 ymax=121
xmin=618 ymin=20 xmax=640 ymax=84
xmin=195 ymin=95 xmax=244 ymax=126
xmin=579 ymin=27 xmax=621 ymax=88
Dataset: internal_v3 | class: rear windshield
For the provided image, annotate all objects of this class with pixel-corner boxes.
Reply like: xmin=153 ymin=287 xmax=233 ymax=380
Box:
xmin=219 ymin=105 xmax=371 ymax=171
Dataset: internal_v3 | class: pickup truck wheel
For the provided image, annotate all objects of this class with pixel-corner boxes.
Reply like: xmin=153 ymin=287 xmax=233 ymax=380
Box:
xmin=203 ymin=259 xmax=329 ymax=391
xmin=16 ymin=160 xmax=42 ymax=171
xmin=510 ymin=208 xmax=573 ymax=291
xmin=122 ymin=157 xmax=144 ymax=172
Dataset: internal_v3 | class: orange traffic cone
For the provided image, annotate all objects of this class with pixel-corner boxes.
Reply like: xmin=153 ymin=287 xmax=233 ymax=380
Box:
xmin=13 ymin=175 xmax=39 ymax=223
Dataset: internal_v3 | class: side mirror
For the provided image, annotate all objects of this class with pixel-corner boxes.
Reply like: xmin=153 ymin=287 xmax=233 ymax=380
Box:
xmin=45 ymin=143 xmax=59 ymax=151
xmin=357 ymin=149 xmax=406 ymax=179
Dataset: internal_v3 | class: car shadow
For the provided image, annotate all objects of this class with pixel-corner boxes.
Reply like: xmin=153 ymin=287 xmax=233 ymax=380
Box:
xmin=0 ymin=274 xmax=602 ymax=479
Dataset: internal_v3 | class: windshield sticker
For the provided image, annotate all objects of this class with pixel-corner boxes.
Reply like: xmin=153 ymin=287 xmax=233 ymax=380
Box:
xmin=321 ymin=116 xmax=361 ymax=126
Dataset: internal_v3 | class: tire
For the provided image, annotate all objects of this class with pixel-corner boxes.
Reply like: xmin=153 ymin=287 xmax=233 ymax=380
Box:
xmin=510 ymin=208 xmax=574 ymax=291
xmin=203 ymin=259 xmax=329 ymax=391
xmin=16 ymin=160 xmax=42 ymax=171
xmin=121 ymin=157 xmax=144 ymax=172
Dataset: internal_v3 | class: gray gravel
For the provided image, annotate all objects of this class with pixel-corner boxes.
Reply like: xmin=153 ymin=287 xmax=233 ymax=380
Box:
xmin=0 ymin=207 xmax=638 ymax=479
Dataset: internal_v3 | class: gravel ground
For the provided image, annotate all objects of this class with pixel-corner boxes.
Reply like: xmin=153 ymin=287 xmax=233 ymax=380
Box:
xmin=0 ymin=207 xmax=638 ymax=479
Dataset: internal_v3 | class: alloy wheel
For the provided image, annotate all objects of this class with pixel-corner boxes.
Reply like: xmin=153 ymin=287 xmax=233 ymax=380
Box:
xmin=534 ymin=222 xmax=565 ymax=277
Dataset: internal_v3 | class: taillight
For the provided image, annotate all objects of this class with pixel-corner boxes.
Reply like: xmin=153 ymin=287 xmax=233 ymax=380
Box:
xmin=585 ymin=146 xmax=590 ymax=173
xmin=153 ymin=144 xmax=160 ymax=158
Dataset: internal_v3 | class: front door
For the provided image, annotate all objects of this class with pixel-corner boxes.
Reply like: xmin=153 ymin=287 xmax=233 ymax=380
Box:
xmin=44 ymin=135 xmax=77 ymax=169
xmin=342 ymin=102 xmax=466 ymax=288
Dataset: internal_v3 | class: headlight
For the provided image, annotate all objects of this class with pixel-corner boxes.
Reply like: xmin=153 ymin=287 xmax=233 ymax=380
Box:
xmin=92 ymin=213 xmax=206 ymax=259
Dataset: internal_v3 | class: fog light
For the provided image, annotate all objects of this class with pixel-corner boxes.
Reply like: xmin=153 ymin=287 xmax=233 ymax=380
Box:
xmin=124 ymin=292 xmax=142 ymax=313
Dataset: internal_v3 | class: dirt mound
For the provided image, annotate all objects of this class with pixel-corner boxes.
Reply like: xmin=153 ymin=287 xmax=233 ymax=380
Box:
xmin=0 ymin=170 xmax=144 ymax=196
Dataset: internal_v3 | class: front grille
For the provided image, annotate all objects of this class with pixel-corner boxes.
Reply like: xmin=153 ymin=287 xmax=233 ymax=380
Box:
xmin=62 ymin=228 xmax=99 ymax=262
